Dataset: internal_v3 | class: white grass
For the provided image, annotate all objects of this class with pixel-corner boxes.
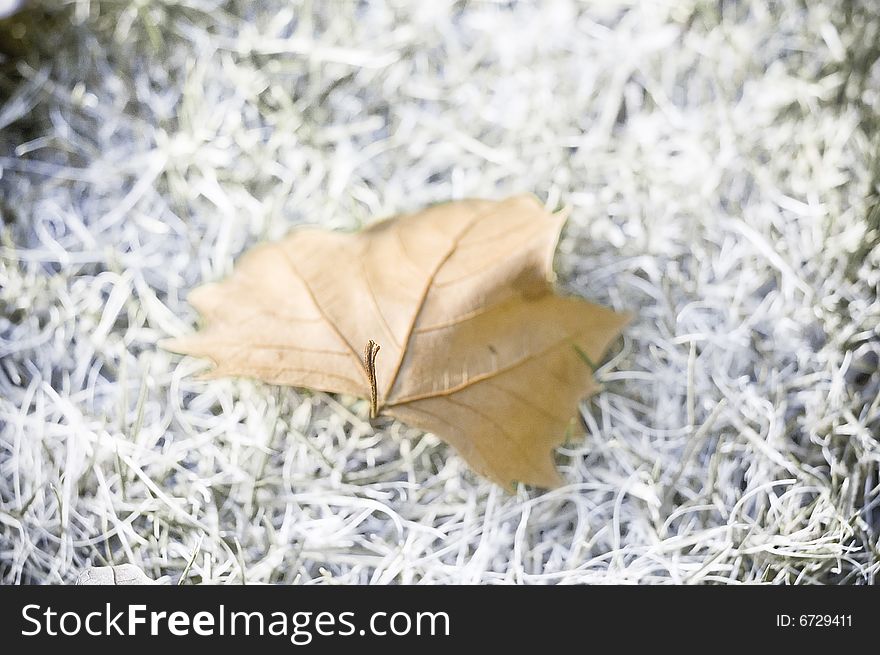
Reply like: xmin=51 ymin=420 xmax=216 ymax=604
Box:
xmin=1 ymin=0 xmax=879 ymax=585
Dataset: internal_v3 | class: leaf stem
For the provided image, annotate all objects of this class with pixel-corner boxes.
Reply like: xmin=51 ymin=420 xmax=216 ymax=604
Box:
xmin=363 ymin=340 xmax=381 ymax=418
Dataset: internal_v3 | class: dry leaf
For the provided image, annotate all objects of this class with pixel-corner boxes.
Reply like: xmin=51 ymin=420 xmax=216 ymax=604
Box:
xmin=162 ymin=194 xmax=630 ymax=489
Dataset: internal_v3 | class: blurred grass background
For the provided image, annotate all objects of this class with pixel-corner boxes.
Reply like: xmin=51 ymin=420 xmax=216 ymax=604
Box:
xmin=1 ymin=0 xmax=879 ymax=584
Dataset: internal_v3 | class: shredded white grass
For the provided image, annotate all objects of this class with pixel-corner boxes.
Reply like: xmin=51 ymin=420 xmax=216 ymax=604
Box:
xmin=1 ymin=0 xmax=879 ymax=585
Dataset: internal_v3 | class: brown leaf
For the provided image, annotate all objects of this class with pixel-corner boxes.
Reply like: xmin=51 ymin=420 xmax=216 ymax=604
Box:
xmin=162 ymin=194 xmax=630 ymax=489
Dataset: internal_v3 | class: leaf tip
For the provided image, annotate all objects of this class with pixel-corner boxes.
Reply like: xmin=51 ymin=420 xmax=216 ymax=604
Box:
xmin=616 ymin=308 xmax=636 ymax=327
xmin=158 ymin=337 xmax=185 ymax=353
